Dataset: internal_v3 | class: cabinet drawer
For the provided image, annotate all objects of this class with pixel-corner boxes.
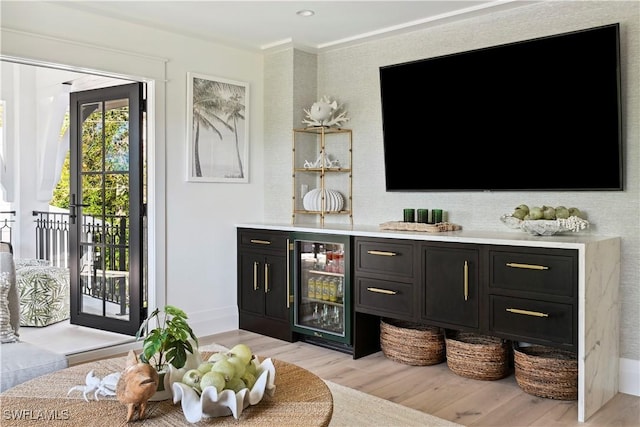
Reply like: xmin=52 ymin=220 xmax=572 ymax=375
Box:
xmin=489 ymin=295 xmax=575 ymax=349
xmin=355 ymin=239 xmax=415 ymax=278
xmin=355 ymin=277 xmax=415 ymax=320
xmin=238 ymin=229 xmax=289 ymax=254
xmin=489 ymin=247 xmax=577 ymax=297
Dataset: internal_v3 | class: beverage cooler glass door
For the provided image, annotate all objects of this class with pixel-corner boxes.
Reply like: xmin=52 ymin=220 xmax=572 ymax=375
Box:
xmin=292 ymin=234 xmax=351 ymax=346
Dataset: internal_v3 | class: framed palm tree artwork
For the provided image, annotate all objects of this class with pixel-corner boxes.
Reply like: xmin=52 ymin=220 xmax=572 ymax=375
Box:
xmin=186 ymin=72 xmax=249 ymax=182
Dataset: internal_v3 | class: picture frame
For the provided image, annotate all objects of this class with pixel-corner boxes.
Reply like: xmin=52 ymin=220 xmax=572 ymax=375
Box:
xmin=186 ymin=72 xmax=249 ymax=182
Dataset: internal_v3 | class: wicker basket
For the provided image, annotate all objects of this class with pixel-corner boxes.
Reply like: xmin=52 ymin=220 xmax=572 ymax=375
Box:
xmin=380 ymin=319 xmax=445 ymax=366
xmin=514 ymin=344 xmax=578 ymax=400
xmin=445 ymin=331 xmax=510 ymax=380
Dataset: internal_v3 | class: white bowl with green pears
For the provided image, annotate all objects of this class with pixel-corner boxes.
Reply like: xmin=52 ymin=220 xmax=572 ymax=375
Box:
xmin=501 ymin=204 xmax=589 ymax=236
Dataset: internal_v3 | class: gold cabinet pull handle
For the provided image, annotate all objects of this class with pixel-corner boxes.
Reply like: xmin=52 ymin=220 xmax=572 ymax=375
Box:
xmin=286 ymin=238 xmax=291 ymax=308
xmin=250 ymin=239 xmax=271 ymax=245
xmin=506 ymin=262 xmax=549 ymax=270
xmin=366 ymin=287 xmax=397 ymax=295
xmin=367 ymin=250 xmax=397 ymax=256
xmin=464 ymin=260 xmax=469 ymax=301
xmin=253 ymin=261 xmax=259 ymax=290
xmin=506 ymin=308 xmax=549 ymax=317
xmin=264 ymin=263 xmax=269 ymax=293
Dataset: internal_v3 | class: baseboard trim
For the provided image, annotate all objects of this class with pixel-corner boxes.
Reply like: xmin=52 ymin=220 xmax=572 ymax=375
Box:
xmin=619 ymin=357 xmax=640 ymax=396
xmin=67 ymin=340 xmax=141 ymax=366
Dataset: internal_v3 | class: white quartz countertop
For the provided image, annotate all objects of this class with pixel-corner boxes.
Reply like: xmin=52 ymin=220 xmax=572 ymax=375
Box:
xmin=236 ymin=223 xmax=619 ymax=249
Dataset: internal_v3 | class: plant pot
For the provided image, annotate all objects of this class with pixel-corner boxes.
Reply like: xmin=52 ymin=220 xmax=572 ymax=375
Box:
xmin=148 ymin=348 xmax=203 ymax=402
xmin=149 ymin=369 xmax=172 ymax=401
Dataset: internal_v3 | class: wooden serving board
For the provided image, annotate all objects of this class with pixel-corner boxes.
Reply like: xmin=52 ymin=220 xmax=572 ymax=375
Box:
xmin=379 ymin=221 xmax=462 ymax=232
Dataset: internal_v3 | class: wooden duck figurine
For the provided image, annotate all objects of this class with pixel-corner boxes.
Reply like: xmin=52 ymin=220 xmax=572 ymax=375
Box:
xmin=116 ymin=350 xmax=159 ymax=422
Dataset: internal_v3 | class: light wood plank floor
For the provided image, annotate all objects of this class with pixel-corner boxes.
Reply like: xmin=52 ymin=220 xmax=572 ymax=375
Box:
xmin=72 ymin=328 xmax=638 ymax=427
xmin=194 ymin=330 xmax=639 ymax=427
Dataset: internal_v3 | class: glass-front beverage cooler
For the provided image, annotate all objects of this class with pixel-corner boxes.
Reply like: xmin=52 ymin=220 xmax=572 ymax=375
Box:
xmin=291 ymin=233 xmax=352 ymax=353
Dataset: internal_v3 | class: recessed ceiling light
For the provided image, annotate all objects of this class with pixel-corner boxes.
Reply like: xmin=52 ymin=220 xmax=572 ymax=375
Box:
xmin=296 ymin=9 xmax=315 ymax=17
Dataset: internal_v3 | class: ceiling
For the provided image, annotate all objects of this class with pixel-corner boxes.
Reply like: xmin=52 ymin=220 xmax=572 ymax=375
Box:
xmin=57 ymin=1 xmax=537 ymax=52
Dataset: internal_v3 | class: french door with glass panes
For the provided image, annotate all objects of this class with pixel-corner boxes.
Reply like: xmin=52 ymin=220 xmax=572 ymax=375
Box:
xmin=69 ymin=83 xmax=146 ymax=335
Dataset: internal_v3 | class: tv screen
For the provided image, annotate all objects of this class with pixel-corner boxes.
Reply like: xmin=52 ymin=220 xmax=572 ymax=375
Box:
xmin=380 ymin=23 xmax=622 ymax=191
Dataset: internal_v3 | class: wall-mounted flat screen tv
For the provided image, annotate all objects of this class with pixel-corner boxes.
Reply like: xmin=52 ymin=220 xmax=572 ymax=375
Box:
xmin=380 ymin=23 xmax=622 ymax=191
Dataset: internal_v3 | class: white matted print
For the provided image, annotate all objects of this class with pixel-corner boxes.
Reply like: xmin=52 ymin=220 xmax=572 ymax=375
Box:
xmin=186 ymin=72 xmax=249 ymax=182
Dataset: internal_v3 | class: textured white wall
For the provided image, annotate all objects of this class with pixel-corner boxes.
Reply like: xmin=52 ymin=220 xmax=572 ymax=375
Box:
xmin=264 ymin=1 xmax=640 ymax=360
xmin=263 ymin=49 xmax=319 ymax=224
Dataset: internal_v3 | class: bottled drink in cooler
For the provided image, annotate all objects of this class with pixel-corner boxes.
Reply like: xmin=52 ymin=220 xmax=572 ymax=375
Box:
xmin=308 ymin=277 xmax=316 ymax=298
xmin=322 ymin=277 xmax=330 ymax=301
xmin=329 ymin=278 xmax=337 ymax=302
xmin=332 ymin=306 xmax=342 ymax=329
xmin=336 ymin=277 xmax=344 ymax=303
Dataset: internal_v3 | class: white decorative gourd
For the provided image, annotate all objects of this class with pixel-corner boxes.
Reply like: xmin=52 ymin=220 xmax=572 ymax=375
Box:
xmin=302 ymin=189 xmax=344 ymax=212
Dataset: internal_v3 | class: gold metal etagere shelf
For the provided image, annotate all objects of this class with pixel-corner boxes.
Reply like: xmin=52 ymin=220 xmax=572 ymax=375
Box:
xmin=292 ymin=127 xmax=352 ymax=226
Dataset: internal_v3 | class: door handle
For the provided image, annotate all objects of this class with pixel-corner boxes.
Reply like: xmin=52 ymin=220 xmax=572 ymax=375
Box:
xmin=253 ymin=261 xmax=259 ymax=290
xmin=367 ymin=250 xmax=397 ymax=256
xmin=506 ymin=262 xmax=549 ymax=270
xmin=250 ymin=239 xmax=271 ymax=245
xmin=463 ymin=260 xmax=469 ymax=301
xmin=506 ymin=308 xmax=549 ymax=317
xmin=366 ymin=287 xmax=397 ymax=295
xmin=286 ymin=238 xmax=290 ymax=308
xmin=69 ymin=194 xmax=89 ymax=224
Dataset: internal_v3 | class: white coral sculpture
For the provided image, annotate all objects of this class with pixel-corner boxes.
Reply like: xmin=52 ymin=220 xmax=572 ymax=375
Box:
xmin=302 ymin=95 xmax=350 ymax=128
xmin=67 ymin=370 xmax=121 ymax=402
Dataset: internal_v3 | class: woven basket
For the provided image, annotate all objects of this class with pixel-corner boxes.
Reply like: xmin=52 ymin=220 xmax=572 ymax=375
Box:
xmin=514 ymin=344 xmax=578 ymax=400
xmin=380 ymin=319 xmax=445 ymax=366
xmin=445 ymin=331 xmax=510 ymax=380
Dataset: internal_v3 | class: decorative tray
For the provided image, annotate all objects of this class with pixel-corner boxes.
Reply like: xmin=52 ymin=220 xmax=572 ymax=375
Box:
xmin=172 ymin=357 xmax=276 ymax=423
xmin=500 ymin=214 xmax=590 ymax=236
xmin=379 ymin=221 xmax=462 ymax=232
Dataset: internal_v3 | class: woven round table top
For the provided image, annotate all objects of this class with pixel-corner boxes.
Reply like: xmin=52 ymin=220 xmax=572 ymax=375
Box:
xmin=0 ymin=352 xmax=333 ymax=426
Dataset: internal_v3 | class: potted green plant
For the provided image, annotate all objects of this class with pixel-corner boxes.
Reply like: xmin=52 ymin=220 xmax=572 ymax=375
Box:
xmin=136 ymin=305 xmax=199 ymax=371
xmin=135 ymin=305 xmax=199 ymax=399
